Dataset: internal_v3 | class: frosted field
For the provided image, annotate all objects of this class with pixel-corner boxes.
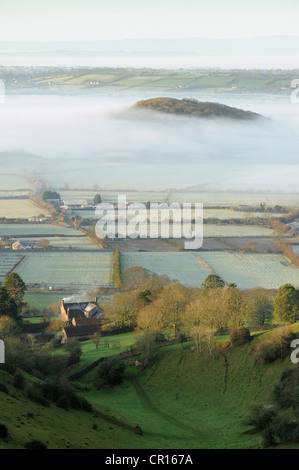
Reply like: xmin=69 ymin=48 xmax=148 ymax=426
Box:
xmin=121 ymin=251 xmax=299 ymax=289
xmin=72 ymin=208 xmax=281 ymax=221
xmin=202 ymin=224 xmax=274 ymax=237
xmin=18 ymin=236 xmax=101 ymax=250
xmin=200 ymin=252 xmax=299 ymax=289
xmin=9 ymin=252 xmax=113 ymax=288
xmin=121 ymin=252 xmax=212 ymax=286
xmin=169 ymin=192 xmax=299 ymax=207
xmin=59 ymin=190 xmax=168 ymax=203
xmin=0 ymin=199 xmax=45 ymax=218
xmin=0 ymin=253 xmax=24 ymax=282
xmin=0 ymin=224 xmax=82 ymax=236
xmin=202 ymin=209 xmax=281 ymax=220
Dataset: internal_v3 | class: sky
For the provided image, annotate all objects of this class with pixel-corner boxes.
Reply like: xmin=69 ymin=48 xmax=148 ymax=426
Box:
xmin=0 ymin=0 xmax=299 ymax=41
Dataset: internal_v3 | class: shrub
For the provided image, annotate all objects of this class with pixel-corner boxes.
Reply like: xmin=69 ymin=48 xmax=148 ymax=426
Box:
xmin=26 ymin=385 xmax=50 ymax=407
xmin=255 ymin=328 xmax=296 ymax=364
xmin=24 ymin=439 xmax=48 ymax=449
xmin=0 ymin=423 xmax=9 ymax=441
xmin=230 ymin=327 xmax=251 ymax=347
xmin=0 ymin=381 xmax=9 ymax=395
xmin=262 ymin=416 xmax=298 ymax=446
xmin=135 ymin=332 xmax=157 ymax=367
xmin=243 ymin=404 xmax=277 ymax=432
xmin=261 ymin=427 xmax=276 ymax=448
xmin=95 ymin=359 xmax=126 ymax=389
xmin=274 ymin=416 xmax=298 ymax=443
xmin=273 ymin=368 xmax=299 ymax=410
xmin=40 ymin=379 xmax=93 ymax=413
xmin=13 ymin=372 xmax=25 ymax=390
xmin=56 ymin=394 xmax=70 ymax=410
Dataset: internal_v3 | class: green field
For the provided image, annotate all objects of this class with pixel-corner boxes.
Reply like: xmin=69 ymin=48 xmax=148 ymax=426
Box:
xmin=16 ymin=69 xmax=296 ymax=95
xmin=1 ymin=326 xmax=299 ymax=448
xmin=24 ymin=292 xmax=64 ymax=311
xmin=0 ymin=370 xmax=142 ymax=449
xmin=1 ymin=252 xmax=113 ymax=289
xmin=74 ymin=327 xmax=299 ymax=449
xmin=61 ymin=333 xmax=137 ymax=373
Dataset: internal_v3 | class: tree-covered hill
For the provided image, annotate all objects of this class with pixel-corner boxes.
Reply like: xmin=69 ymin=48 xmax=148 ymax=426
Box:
xmin=134 ymin=97 xmax=263 ymax=120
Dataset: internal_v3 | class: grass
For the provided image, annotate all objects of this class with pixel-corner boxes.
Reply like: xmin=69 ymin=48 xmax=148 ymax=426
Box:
xmin=0 ymin=370 xmax=143 ymax=449
xmin=1 ymin=326 xmax=299 ymax=448
xmin=74 ymin=327 xmax=299 ymax=449
xmin=24 ymin=292 xmax=63 ymax=311
xmin=64 ymin=332 xmax=137 ymax=374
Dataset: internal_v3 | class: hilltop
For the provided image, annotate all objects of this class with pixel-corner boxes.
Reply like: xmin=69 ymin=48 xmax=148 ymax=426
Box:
xmin=134 ymin=97 xmax=263 ymax=120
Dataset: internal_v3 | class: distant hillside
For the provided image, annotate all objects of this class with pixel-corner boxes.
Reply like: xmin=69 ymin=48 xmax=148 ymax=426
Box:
xmin=134 ymin=97 xmax=263 ymax=120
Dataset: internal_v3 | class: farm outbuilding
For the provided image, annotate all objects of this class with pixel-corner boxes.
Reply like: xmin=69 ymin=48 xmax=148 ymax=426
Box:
xmin=61 ymin=324 xmax=100 ymax=343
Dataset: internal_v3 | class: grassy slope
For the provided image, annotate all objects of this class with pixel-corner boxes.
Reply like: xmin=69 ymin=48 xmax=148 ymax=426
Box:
xmin=77 ymin=329 xmax=299 ymax=449
xmin=1 ymin=327 xmax=299 ymax=449
xmin=0 ymin=370 xmax=144 ymax=449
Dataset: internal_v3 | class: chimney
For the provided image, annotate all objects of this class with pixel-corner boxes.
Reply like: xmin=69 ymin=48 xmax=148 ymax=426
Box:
xmin=94 ymin=297 xmax=98 ymax=305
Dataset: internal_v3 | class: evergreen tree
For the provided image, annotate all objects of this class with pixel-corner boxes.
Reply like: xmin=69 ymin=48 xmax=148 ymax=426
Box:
xmin=274 ymin=284 xmax=299 ymax=323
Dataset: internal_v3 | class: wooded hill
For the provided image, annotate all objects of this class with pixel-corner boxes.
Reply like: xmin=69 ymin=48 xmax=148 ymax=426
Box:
xmin=134 ymin=97 xmax=263 ymax=120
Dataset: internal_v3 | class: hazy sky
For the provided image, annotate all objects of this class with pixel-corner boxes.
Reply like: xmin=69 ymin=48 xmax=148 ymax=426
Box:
xmin=1 ymin=0 xmax=299 ymax=41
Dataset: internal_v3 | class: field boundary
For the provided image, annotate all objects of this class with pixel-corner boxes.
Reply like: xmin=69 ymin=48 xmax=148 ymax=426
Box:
xmin=195 ymin=255 xmax=228 ymax=285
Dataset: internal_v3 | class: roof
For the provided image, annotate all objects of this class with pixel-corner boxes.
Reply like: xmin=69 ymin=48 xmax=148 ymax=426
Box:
xmin=23 ymin=322 xmax=50 ymax=334
xmin=74 ymin=317 xmax=98 ymax=326
xmin=63 ymin=301 xmax=103 ymax=319
xmin=84 ymin=303 xmax=97 ymax=313
xmin=64 ymin=325 xmax=99 ymax=338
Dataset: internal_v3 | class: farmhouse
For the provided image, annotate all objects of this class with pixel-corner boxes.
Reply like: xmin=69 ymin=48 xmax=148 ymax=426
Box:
xmin=61 ymin=298 xmax=103 ymax=323
xmin=63 ymin=199 xmax=93 ymax=209
xmin=12 ymin=240 xmax=38 ymax=250
xmin=0 ymin=237 xmax=13 ymax=248
xmin=61 ymin=324 xmax=100 ymax=343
